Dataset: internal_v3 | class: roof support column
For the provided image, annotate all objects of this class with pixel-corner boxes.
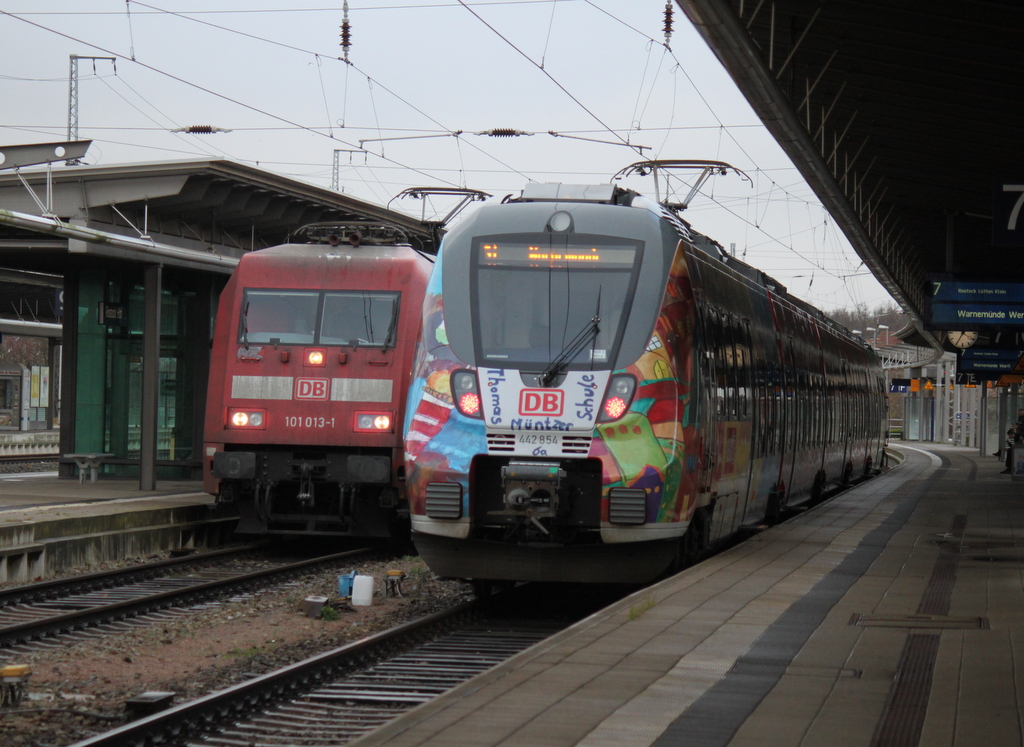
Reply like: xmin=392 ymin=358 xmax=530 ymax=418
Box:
xmin=141 ymin=264 xmax=162 ymax=490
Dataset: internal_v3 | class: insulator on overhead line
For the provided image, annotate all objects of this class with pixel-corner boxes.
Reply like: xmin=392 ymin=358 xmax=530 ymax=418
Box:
xmin=340 ymin=0 xmax=352 ymax=62
xmin=476 ymin=129 xmax=534 ymax=137
xmin=663 ymin=2 xmax=673 ymax=46
xmin=170 ymin=125 xmax=231 ymax=134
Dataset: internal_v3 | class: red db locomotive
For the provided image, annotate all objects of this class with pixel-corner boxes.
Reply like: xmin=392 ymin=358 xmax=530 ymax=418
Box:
xmin=203 ymin=223 xmax=433 ymax=537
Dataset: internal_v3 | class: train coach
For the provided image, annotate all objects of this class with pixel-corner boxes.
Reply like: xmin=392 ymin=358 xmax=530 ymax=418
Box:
xmin=403 ymin=182 xmax=887 ymax=584
xmin=203 ymin=223 xmax=433 ymax=537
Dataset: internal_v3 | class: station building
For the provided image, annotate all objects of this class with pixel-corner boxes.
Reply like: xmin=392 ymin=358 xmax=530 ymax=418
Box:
xmin=0 ymin=154 xmax=433 ymax=484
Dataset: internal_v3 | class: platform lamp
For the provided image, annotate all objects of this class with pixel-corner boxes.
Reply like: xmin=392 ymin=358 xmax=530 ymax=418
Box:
xmin=878 ymin=324 xmax=889 ymax=347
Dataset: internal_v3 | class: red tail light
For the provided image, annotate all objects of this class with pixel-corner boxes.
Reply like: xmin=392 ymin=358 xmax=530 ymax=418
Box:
xmin=451 ymin=369 xmax=483 ymax=419
xmin=459 ymin=392 xmax=481 ymax=415
xmin=597 ymin=375 xmax=636 ymax=423
xmin=602 ymin=396 xmax=628 ymax=420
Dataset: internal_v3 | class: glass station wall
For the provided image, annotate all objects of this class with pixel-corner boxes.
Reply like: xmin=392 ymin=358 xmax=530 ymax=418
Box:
xmin=73 ymin=266 xmax=217 ymax=480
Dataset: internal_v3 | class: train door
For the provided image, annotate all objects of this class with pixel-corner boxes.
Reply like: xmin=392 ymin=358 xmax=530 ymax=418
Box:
xmin=777 ymin=335 xmax=798 ymax=507
xmin=736 ymin=318 xmax=761 ymax=524
xmin=697 ymin=306 xmax=728 ymax=538
xmin=840 ymin=360 xmax=852 ymax=481
xmin=718 ymin=314 xmax=752 ymax=536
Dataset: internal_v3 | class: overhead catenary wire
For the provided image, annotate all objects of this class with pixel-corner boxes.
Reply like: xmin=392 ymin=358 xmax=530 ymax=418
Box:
xmin=0 ymin=8 xmax=463 ymax=191
xmin=0 ymin=1 xmax=876 ymax=309
xmin=117 ymin=0 xmax=533 ymax=182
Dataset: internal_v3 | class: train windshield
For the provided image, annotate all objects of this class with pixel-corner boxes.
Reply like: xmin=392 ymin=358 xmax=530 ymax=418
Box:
xmin=239 ymin=289 xmax=399 ymax=347
xmin=470 ymin=235 xmax=642 ymax=370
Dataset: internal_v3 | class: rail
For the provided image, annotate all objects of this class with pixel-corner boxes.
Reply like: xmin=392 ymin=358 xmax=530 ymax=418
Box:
xmin=0 ymin=548 xmax=371 ymax=651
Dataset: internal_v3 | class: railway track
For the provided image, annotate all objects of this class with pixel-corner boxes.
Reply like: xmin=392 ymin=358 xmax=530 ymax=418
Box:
xmin=0 ymin=546 xmax=373 ymax=655
xmin=68 ymin=583 xmax=619 ymax=747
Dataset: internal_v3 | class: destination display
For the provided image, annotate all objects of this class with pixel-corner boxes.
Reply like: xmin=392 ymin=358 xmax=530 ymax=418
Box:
xmin=478 ymin=240 xmax=637 ymax=268
xmin=956 ymin=348 xmax=1024 ymax=374
xmin=927 ymin=279 xmax=1024 ymax=329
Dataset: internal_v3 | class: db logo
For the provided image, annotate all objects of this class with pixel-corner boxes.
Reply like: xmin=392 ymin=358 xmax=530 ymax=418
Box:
xmin=519 ymin=388 xmax=564 ymax=416
xmin=295 ymin=378 xmax=329 ymax=400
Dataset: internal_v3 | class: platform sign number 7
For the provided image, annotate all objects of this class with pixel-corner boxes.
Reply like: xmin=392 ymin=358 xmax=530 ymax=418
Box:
xmin=993 ymin=183 xmax=1024 ymax=246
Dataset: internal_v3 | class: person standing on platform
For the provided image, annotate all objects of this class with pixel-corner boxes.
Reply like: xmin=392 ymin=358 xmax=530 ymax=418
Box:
xmin=1003 ymin=427 xmax=1021 ymax=474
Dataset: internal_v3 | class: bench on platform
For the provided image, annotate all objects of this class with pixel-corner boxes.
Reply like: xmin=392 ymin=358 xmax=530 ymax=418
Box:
xmin=63 ymin=453 xmax=114 ymax=484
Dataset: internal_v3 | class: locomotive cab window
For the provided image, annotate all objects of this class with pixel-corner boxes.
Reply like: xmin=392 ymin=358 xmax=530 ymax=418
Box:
xmin=321 ymin=292 xmax=399 ymax=347
xmin=239 ymin=289 xmax=400 ymax=348
xmin=241 ymin=289 xmax=319 ymax=345
xmin=470 ymin=235 xmax=642 ymax=370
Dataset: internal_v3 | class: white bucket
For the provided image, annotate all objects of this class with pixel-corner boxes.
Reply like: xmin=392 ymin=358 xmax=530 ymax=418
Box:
xmin=351 ymin=575 xmax=374 ymax=606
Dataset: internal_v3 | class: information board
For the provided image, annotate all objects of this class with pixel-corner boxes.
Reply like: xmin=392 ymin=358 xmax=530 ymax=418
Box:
xmin=928 ymin=279 xmax=1024 ymax=329
xmin=956 ymin=348 xmax=1024 ymax=374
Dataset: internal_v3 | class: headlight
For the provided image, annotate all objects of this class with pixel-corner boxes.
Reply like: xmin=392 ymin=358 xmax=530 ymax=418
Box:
xmin=354 ymin=412 xmax=394 ymax=432
xmin=227 ymin=409 xmax=266 ymax=429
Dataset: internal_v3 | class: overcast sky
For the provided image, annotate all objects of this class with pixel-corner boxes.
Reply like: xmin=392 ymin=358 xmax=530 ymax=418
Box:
xmin=0 ymin=1 xmax=896 ymax=313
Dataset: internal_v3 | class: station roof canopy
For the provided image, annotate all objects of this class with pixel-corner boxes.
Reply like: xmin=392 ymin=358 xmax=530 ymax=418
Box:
xmin=677 ymin=0 xmax=1023 ymax=351
xmin=0 ymin=158 xmax=436 ymax=325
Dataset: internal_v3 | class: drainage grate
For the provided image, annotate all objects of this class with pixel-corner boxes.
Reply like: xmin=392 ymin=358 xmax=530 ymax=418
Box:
xmin=850 ymin=613 xmax=989 ymax=630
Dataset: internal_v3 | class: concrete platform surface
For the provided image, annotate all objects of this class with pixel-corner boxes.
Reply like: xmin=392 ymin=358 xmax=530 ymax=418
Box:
xmin=349 ymin=444 xmax=1024 ymax=747
xmin=0 ymin=474 xmax=226 ymax=581
xmin=0 ymin=473 xmax=209 ymax=519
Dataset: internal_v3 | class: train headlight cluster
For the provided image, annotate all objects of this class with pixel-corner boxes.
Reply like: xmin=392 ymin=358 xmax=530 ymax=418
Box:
xmin=354 ymin=412 xmax=393 ymax=432
xmin=305 ymin=348 xmax=326 ymax=366
xmin=228 ymin=408 xmax=266 ymax=429
xmin=597 ymin=374 xmax=637 ymax=423
xmin=451 ymin=369 xmax=484 ymax=419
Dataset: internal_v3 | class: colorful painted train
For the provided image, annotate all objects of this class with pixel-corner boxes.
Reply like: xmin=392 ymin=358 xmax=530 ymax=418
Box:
xmin=404 ymin=183 xmax=887 ymax=584
xmin=203 ymin=223 xmax=433 ymax=537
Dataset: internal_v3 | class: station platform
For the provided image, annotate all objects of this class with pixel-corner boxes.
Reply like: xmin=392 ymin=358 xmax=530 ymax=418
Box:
xmin=353 ymin=444 xmax=1021 ymax=747
xmin=0 ymin=474 xmax=235 ymax=582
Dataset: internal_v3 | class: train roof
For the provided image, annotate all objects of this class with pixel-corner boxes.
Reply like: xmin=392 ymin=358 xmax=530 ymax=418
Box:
xmin=232 ymin=242 xmax=434 ymax=287
xmin=242 ymin=241 xmax=430 ymax=263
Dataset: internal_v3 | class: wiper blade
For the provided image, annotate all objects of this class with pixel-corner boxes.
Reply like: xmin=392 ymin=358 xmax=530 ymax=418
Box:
xmin=539 ymin=315 xmax=600 ymax=387
xmin=241 ymin=300 xmax=250 ymax=349
xmin=381 ymin=298 xmax=399 ymax=352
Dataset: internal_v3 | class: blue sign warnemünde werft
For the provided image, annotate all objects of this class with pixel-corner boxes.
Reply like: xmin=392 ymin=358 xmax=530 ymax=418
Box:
xmin=957 ymin=348 xmax=1024 ymax=373
xmin=929 ymin=280 xmax=1024 ymax=329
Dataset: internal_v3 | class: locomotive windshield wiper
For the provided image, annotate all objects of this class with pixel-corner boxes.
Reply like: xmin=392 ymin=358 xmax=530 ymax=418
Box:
xmin=361 ymin=294 xmax=374 ymax=345
xmin=240 ymin=300 xmax=250 ymax=349
xmin=538 ymin=288 xmax=602 ymax=388
xmin=380 ymin=299 xmax=399 ymax=352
